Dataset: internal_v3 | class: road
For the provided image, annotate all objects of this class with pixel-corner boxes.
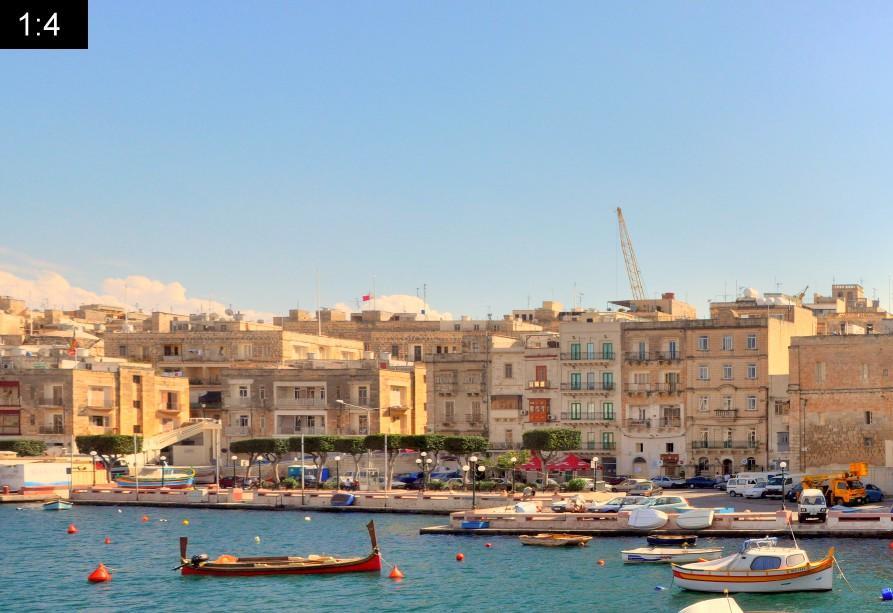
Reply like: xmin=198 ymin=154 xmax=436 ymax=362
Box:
xmin=674 ymin=487 xmax=889 ymax=512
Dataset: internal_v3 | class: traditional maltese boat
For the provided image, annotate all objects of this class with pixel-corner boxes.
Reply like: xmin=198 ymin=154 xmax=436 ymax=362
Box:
xmin=178 ymin=521 xmax=382 ymax=576
xmin=672 ymin=537 xmax=835 ymax=593
xmin=42 ymin=499 xmax=73 ymax=511
xmin=519 ymin=533 xmax=592 ymax=547
xmin=115 ymin=466 xmax=195 ymax=489
xmin=621 ymin=546 xmax=723 ymax=564
xmin=647 ymin=534 xmax=697 ymax=547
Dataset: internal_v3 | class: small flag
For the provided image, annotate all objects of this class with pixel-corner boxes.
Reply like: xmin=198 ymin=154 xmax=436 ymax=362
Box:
xmin=362 ymin=294 xmax=372 ymax=302
xmin=68 ymin=331 xmax=78 ymax=357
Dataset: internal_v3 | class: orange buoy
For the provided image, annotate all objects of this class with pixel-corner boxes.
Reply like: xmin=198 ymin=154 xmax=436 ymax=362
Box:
xmin=456 ymin=553 xmax=464 ymax=561
xmin=67 ymin=524 xmax=78 ymax=534
xmin=388 ymin=565 xmax=405 ymax=579
xmin=87 ymin=563 xmax=111 ymax=583
xmin=597 ymin=559 xmax=605 ymax=566
xmin=888 ymin=541 xmax=893 ymax=549
xmin=104 ymin=536 xmax=112 ymax=545
xmin=141 ymin=515 xmax=149 ymax=523
xmin=485 ymin=543 xmax=492 ymax=548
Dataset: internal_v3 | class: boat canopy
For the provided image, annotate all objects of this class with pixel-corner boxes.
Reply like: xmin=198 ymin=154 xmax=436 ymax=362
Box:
xmin=738 ymin=537 xmax=778 ymax=553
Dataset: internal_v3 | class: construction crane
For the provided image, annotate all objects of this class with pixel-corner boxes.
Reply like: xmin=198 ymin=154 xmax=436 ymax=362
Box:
xmin=616 ymin=207 xmax=647 ymax=301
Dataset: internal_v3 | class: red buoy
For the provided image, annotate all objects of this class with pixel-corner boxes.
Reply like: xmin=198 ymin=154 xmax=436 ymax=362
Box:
xmin=456 ymin=553 xmax=464 ymax=561
xmin=597 ymin=559 xmax=605 ymax=566
xmin=67 ymin=524 xmax=78 ymax=534
xmin=485 ymin=543 xmax=492 ymax=548
xmin=388 ymin=565 xmax=405 ymax=579
xmin=88 ymin=563 xmax=111 ymax=583
xmin=104 ymin=537 xmax=111 ymax=545
xmin=141 ymin=515 xmax=149 ymax=523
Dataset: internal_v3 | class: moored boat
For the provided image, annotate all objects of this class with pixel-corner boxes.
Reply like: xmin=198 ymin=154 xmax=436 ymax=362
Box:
xmin=621 ymin=546 xmax=722 ymax=564
xmin=628 ymin=508 xmax=668 ymax=530
xmin=115 ymin=466 xmax=195 ymax=489
xmin=647 ymin=534 xmax=697 ymax=547
xmin=519 ymin=533 xmax=592 ymax=547
xmin=330 ymin=493 xmax=355 ymax=507
xmin=672 ymin=537 xmax=834 ymax=593
xmin=42 ymin=499 xmax=73 ymax=511
xmin=178 ymin=520 xmax=382 ymax=576
xmin=676 ymin=509 xmax=714 ymax=530
xmin=678 ymin=595 xmax=743 ymax=613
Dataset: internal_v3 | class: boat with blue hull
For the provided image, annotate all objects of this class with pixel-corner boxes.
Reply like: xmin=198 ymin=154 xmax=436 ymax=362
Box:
xmin=115 ymin=467 xmax=195 ymax=489
xmin=42 ymin=499 xmax=73 ymax=511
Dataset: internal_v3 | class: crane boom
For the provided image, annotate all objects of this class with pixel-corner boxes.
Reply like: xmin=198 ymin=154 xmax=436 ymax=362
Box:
xmin=616 ymin=207 xmax=647 ymax=301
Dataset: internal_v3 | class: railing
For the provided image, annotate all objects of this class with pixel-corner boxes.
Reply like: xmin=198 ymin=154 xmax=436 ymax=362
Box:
xmin=624 ymin=351 xmax=682 ymax=361
xmin=658 ymin=418 xmax=682 ymax=428
xmin=0 ymin=426 xmax=21 ymax=435
xmin=189 ymin=378 xmax=222 ymax=386
xmin=434 ymin=384 xmax=455 ymax=393
xmin=584 ymin=442 xmax=616 ymax=451
xmin=275 ymin=398 xmax=328 ymax=408
xmin=0 ymin=403 xmax=22 ymax=408
xmin=560 ymin=352 xmax=615 ymax=361
xmin=527 ymin=380 xmax=552 ymax=389
xmin=560 ymin=411 xmax=615 ymax=421
xmin=623 ymin=383 xmax=681 ymax=394
xmin=777 ymin=444 xmax=790 ymax=452
xmin=714 ymin=409 xmax=738 ymax=418
xmin=157 ymin=404 xmax=182 ymax=412
xmin=275 ymin=426 xmax=327 ymax=436
xmin=81 ymin=404 xmax=116 ymax=411
xmin=39 ymin=425 xmax=65 ymax=434
xmin=560 ymin=382 xmax=614 ymax=392
xmin=37 ymin=398 xmax=63 ymax=407
xmin=692 ymin=440 xmax=761 ymax=449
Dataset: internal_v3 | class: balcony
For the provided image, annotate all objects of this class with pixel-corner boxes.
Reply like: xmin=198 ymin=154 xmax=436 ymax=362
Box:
xmin=82 ymin=404 xmax=116 ymax=412
xmin=190 ymin=401 xmax=223 ymax=410
xmin=434 ymin=384 xmax=456 ymax=394
xmin=275 ymin=398 xmax=328 ymax=409
xmin=623 ymin=383 xmax=682 ymax=395
xmin=274 ymin=426 xmax=327 ymax=437
xmin=560 ymin=352 xmax=615 ymax=362
xmin=39 ymin=425 xmax=65 ymax=434
xmin=624 ymin=351 xmax=682 ymax=362
xmin=658 ymin=418 xmax=682 ymax=428
xmin=584 ymin=441 xmax=616 ymax=451
xmin=527 ymin=380 xmax=552 ymax=390
xmin=158 ymin=404 xmax=182 ymax=413
xmin=625 ymin=418 xmax=651 ymax=428
xmin=714 ymin=409 xmax=738 ymax=419
xmin=691 ymin=440 xmax=761 ymax=450
xmin=559 ymin=411 xmax=615 ymax=421
xmin=37 ymin=398 xmax=64 ymax=407
xmin=560 ymin=382 xmax=615 ymax=392
xmin=464 ymin=413 xmax=484 ymax=425
xmin=224 ymin=425 xmax=250 ymax=437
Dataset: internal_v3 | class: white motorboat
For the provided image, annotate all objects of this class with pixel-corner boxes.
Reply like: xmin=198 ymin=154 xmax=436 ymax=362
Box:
xmin=627 ymin=507 xmax=668 ymax=530
xmin=621 ymin=546 xmax=723 ymax=564
xmin=672 ymin=537 xmax=835 ymax=593
xmin=678 ymin=595 xmax=743 ymax=613
xmin=676 ymin=508 xmax=714 ymax=530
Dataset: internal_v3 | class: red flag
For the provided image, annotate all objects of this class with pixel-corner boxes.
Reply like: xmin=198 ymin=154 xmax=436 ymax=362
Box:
xmin=68 ymin=331 xmax=78 ymax=357
xmin=362 ymin=294 xmax=372 ymax=302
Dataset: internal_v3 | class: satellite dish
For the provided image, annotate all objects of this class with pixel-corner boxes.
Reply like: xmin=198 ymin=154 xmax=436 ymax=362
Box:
xmin=225 ymin=308 xmax=234 ymax=316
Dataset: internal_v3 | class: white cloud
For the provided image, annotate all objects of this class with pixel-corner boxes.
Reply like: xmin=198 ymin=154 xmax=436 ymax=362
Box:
xmin=0 ymin=269 xmax=276 ymax=322
xmin=332 ymin=294 xmax=453 ymax=320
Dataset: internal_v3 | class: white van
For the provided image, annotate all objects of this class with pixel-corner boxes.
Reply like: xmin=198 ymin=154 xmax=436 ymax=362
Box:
xmin=797 ymin=488 xmax=828 ymax=523
xmin=728 ymin=477 xmax=765 ymax=497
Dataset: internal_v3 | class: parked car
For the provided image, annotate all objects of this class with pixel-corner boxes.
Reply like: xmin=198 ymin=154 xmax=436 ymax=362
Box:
xmin=624 ymin=495 xmax=691 ymax=513
xmin=650 ymin=476 xmax=684 ymax=488
xmin=786 ymin=482 xmax=803 ymax=502
xmin=765 ymin=475 xmax=795 ymax=498
xmin=727 ymin=477 xmax=765 ymax=497
xmin=685 ymin=476 xmax=717 ymax=489
xmin=603 ymin=475 xmax=629 ymax=486
xmin=629 ymin=482 xmax=663 ymax=496
xmin=430 ymin=470 xmax=461 ymax=481
xmin=866 ymin=483 xmax=885 ymax=503
xmin=584 ymin=495 xmax=648 ymax=513
xmin=613 ymin=478 xmax=650 ymax=493
xmin=713 ymin=480 xmax=728 ymax=491
xmin=395 ymin=471 xmax=424 ymax=484
xmin=798 ymin=488 xmax=828 ymax=523
xmin=743 ymin=482 xmax=770 ymax=498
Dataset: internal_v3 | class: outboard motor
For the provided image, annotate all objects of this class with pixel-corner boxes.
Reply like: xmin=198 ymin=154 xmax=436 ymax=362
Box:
xmin=191 ymin=553 xmax=209 ymax=568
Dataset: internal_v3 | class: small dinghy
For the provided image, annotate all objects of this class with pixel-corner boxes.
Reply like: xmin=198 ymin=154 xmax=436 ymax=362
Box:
xmin=676 ymin=509 xmax=714 ymax=530
xmin=330 ymin=493 xmax=355 ymax=507
xmin=647 ymin=534 xmax=697 ymax=547
xmin=628 ymin=507 xmax=668 ymax=530
xmin=678 ymin=595 xmax=743 ymax=613
xmin=43 ymin=499 xmax=73 ymax=511
xmin=622 ymin=546 xmax=723 ymax=564
xmin=519 ymin=533 xmax=592 ymax=547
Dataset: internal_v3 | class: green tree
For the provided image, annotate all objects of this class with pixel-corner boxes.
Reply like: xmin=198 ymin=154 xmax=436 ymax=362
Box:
xmin=402 ymin=434 xmax=447 ymax=481
xmin=444 ymin=435 xmax=489 ymax=482
xmin=522 ymin=429 xmax=581 ymax=491
xmin=364 ymin=434 xmax=402 ymax=489
xmin=289 ymin=436 xmax=337 ymax=486
xmin=75 ymin=434 xmax=142 ymax=481
xmin=333 ymin=436 xmax=367 ymax=481
xmin=0 ymin=439 xmax=46 ymax=457
xmin=229 ymin=438 xmax=288 ymax=484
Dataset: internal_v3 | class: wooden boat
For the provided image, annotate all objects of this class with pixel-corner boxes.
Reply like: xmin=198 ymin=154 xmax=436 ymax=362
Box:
xmin=519 ymin=533 xmax=592 ymax=547
xmin=178 ymin=521 xmax=382 ymax=577
xmin=43 ymin=499 xmax=73 ymax=511
xmin=628 ymin=508 xmax=668 ymax=530
xmin=115 ymin=467 xmax=195 ymax=489
xmin=622 ymin=546 xmax=723 ymax=564
xmin=647 ymin=534 xmax=697 ymax=547
xmin=672 ymin=537 xmax=835 ymax=593
xmin=330 ymin=493 xmax=355 ymax=507
xmin=678 ymin=595 xmax=743 ymax=613
xmin=676 ymin=509 xmax=714 ymax=530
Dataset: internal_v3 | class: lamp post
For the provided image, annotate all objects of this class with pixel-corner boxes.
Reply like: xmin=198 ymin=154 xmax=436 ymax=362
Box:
xmin=335 ymin=455 xmax=341 ymax=490
xmin=230 ymin=455 xmax=237 ymax=486
xmin=591 ymin=456 xmax=600 ymax=492
xmin=469 ymin=455 xmax=480 ymax=510
xmin=159 ymin=455 xmax=167 ymax=488
xmin=779 ymin=461 xmax=788 ymax=510
xmin=462 ymin=463 xmax=470 ymax=505
xmin=256 ymin=456 xmax=263 ymax=488
xmin=89 ymin=450 xmax=97 ymax=486
xmin=510 ymin=456 xmax=518 ymax=492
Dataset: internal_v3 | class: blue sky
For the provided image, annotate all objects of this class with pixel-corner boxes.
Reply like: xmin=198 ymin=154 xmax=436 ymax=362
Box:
xmin=3 ymin=2 xmax=893 ymax=319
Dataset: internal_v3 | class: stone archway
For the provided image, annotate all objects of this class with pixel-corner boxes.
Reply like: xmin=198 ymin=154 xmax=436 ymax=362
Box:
xmin=632 ymin=457 xmax=647 ymax=475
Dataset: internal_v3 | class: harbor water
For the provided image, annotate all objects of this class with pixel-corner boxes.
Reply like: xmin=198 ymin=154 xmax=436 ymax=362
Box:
xmin=2 ymin=504 xmax=892 ymax=612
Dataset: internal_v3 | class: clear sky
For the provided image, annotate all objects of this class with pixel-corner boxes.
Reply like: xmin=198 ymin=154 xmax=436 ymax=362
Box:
xmin=3 ymin=2 xmax=893 ymax=319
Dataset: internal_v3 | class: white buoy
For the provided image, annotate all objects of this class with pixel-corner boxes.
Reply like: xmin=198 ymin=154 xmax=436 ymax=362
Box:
xmin=254 ymin=536 xmax=261 ymax=543
xmin=304 ymin=516 xmax=311 ymax=521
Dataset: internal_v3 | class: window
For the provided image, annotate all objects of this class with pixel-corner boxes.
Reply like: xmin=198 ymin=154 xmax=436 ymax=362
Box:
xmin=444 ymin=401 xmax=455 ymax=420
xmin=504 ymin=363 xmax=513 ymax=379
xmin=635 ymin=442 xmax=644 ymax=453
xmin=668 ymin=340 xmax=678 ymax=359
xmin=586 ymin=342 xmax=595 ymax=359
xmin=698 ymin=366 xmax=709 ymax=380
xmin=746 ymin=396 xmax=757 ymax=411
xmin=535 ymin=365 xmax=547 ymax=384
xmin=413 ymin=346 xmax=422 ymax=361
xmin=698 ymin=396 xmax=709 ymax=412
xmin=746 ymin=364 xmax=757 ymax=379
xmin=746 ymin=335 xmax=757 ymax=350
xmin=238 ymin=415 xmax=249 ymax=427
xmin=602 ymin=402 xmax=614 ymax=420
xmin=777 ymin=431 xmax=789 ymax=450
xmin=471 ymin=401 xmax=482 ymax=422
xmin=358 ymin=386 xmax=369 ymax=405
xmin=453 ymin=324 xmax=460 ymax=331
xmin=471 ymin=341 xmax=480 ymax=352
xmin=570 ymin=372 xmax=582 ymax=390
xmin=722 ymin=365 xmax=733 ymax=380
xmin=586 ymin=371 xmax=596 ymax=389
xmin=750 ymin=556 xmax=782 ymax=571
xmin=633 ymin=372 xmax=650 ymax=384
xmin=637 ymin=341 xmax=646 ymax=359
xmin=259 ymin=386 xmax=266 ymax=401
xmin=723 ymin=396 xmax=733 ymax=410
xmin=570 ymin=402 xmax=582 ymax=420
xmin=89 ymin=415 xmax=108 ymax=427
xmin=602 ymin=372 xmax=614 ymax=389
xmin=697 ymin=336 xmax=709 ymax=351
xmin=238 ymin=385 xmax=249 ymax=398
xmin=602 ymin=342 xmax=614 ymax=359
xmin=722 ymin=335 xmax=733 ymax=351
xmin=866 ymin=411 xmax=873 ymax=425
xmin=570 ymin=343 xmax=581 ymax=359
xmin=601 ymin=431 xmax=614 ymax=448
xmin=816 ymin=361 xmax=826 ymax=384
xmin=748 ymin=430 xmax=757 ymax=446
xmin=666 ymin=442 xmax=674 ymax=453
xmin=119 ymin=345 xmax=128 ymax=357
xmin=391 ymin=344 xmax=400 ymax=358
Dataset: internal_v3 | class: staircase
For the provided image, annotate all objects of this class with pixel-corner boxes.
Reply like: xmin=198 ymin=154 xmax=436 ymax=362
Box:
xmin=123 ymin=418 xmax=221 ymax=469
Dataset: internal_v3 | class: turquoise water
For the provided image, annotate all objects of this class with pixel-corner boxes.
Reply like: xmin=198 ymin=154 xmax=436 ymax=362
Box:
xmin=2 ymin=505 xmax=893 ymax=612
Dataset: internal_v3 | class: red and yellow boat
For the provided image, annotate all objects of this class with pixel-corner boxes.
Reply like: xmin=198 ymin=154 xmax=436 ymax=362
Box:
xmin=178 ymin=521 xmax=382 ymax=577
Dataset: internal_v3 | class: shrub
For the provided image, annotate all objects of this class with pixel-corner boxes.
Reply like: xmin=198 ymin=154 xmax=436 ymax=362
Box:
xmin=427 ymin=480 xmax=447 ymax=491
xmin=0 ymin=439 xmax=46 ymax=456
xmin=474 ymin=480 xmax=495 ymax=491
xmin=565 ymin=478 xmax=586 ymax=492
xmin=281 ymin=477 xmax=298 ymax=490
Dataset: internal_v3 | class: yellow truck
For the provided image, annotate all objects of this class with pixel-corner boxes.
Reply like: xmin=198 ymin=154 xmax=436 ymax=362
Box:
xmin=801 ymin=462 xmax=868 ymax=506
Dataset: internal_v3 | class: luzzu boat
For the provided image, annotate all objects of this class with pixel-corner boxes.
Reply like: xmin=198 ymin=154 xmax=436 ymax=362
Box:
xmin=672 ymin=537 xmax=835 ymax=593
xmin=519 ymin=533 xmax=592 ymax=547
xmin=43 ymin=499 xmax=73 ymax=511
xmin=115 ymin=466 xmax=195 ymax=489
xmin=178 ymin=521 xmax=382 ymax=576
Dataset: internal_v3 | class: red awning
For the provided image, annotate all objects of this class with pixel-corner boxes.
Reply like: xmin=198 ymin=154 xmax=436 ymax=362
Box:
xmin=550 ymin=454 xmax=591 ymax=471
xmin=520 ymin=456 xmax=542 ymax=471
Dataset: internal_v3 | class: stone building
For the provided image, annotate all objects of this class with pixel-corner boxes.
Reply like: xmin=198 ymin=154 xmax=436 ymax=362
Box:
xmin=218 ymin=358 xmax=426 ymax=448
xmin=0 ymin=346 xmax=189 ymax=453
xmin=788 ymin=334 xmax=893 ymax=472
xmin=803 ymin=283 xmax=891 ymax=335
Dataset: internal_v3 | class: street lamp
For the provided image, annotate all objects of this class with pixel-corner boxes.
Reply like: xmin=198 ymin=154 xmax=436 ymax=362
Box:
xmin=89 ymin=450 xmax=97 ymax=486
xmin=510 ymin=456 xmax=518 ymax=492
xmin=230 ymin=454 xmax=238 ymax=486
xmin=335 ymin=455 xmax=342 ymax=490
xmin=159 ymin=455 xmax=167 ymax=488
xmin=779 ymin=461 xmax=788 ymax=510
xmin=469 ymin=455 xmax=480 ymax=510
xmin=591 ymin=456 xmax=600 ymax=492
